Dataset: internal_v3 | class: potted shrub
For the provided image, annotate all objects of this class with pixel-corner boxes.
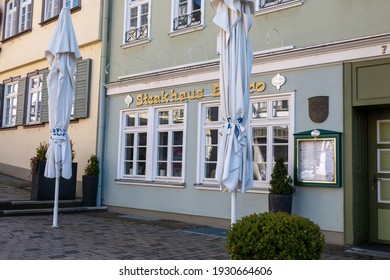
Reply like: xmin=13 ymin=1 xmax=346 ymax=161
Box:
xmin=226 ymin=212 xmax=325 ymax=260
xmin=30 ymin=141 xmax=77 ymax=201
xmin=82 ymin=154 xmax=99 ymax=206
xmin=268 ymin=157 xmax=294 ymax=214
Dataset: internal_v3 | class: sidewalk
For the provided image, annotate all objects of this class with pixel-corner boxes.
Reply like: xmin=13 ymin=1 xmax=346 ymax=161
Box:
xmin=1 ymin=173 xmax=389 ymax=260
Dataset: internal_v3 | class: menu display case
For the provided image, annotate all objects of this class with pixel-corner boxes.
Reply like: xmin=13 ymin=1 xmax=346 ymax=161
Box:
xmin=294 ymin=130 xmax=342 ymax=187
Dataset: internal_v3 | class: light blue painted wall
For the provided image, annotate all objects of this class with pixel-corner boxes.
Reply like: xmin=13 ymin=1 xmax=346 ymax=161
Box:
xmin=103 ymin=63 xmax=344 ymax=232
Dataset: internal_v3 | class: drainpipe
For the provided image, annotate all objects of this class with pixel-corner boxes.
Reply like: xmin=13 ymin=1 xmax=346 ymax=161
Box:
xmin=96 ymin=0 xmax=111 ymax=206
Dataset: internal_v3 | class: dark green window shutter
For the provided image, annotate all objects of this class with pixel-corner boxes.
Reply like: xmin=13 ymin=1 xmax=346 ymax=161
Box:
xmin=16 ymin=78 xmax=27 ymax=126
xmin=41 ymin=70 xmax=49 ymax=123
xmin=0 ymin=84 xmax=4 ymax=127
xmin=74 ymin=59 xmax=91 ymax=119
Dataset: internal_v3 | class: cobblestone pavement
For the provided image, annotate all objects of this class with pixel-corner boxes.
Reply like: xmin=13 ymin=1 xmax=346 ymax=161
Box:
xmin=1 ymin=173 xmax=390 ymax=260
xmin=0 ymin=213 xmax=228 ymax=260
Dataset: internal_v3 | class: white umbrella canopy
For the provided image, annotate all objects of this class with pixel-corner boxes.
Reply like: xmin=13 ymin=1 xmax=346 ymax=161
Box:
xmin=44 ymin=7 xmax=80 ymax=227
xmin=211 ymin=0 xmax=254 ymax=224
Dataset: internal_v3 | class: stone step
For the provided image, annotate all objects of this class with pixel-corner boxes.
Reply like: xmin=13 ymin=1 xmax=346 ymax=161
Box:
xmin=0 ymin=199 xmax=107 ymax=216
xmin=1 ymin=206 xmax=107 ymax=216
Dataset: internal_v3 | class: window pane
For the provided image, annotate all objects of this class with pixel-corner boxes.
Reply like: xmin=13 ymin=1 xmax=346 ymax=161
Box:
xmin=137 ymin=162 xmax=146 ymax=175
xmin=139 ymin=112 xmax=148 ymax=126
xmin=193 ymin=0 xmax=201 ymax=10
xmin=125 ymin=147 xmax=133 ymax=160
xmin=272 ymin=100 xmax=289 ymax=117
xmin=130 ymin=7 xmax=137 ymax=18
xmin=173 ymin=131 xmax=183 ymax=145
xmin=273 ymin=126 xmax=288 ymax=144
xmin=126 ymin=134 xmax=134 ymax=146
xmin=141 ymin=2 xmax=149 ymax=26
xmin=138 ymin=147 xmax=146 ymax=160
xmin=205 ymin=106 xmax=219 ymax=122
xmin=158 ymin=147 xmax=167 ymax=161
xmin=205 ymin=163 xmax=216 ymax=179
xmin=141 ymin=3 xmax=148 ymax=14
xmin=159 ymin=111 xmax=169 ymax=124
xmin=253 ymin=127 xmax=267 ymax=144
xmin=172 ymin=147 xmax=183 ymax=161
xmin=172 ymin=163 xmax=182 ymax=177
xmin=253 ymin=163 xmax=266 ymax=181
xmin=205 ymin=145 xmax=218 ymax=161
xmin=252 ymin=102 xmax=267 ymax=119
xmin=126 ymin=114 xmax=135 ymax=126
xmin=173 ymin=109 xmax=184 ymax=124
xmin=210 ymin=129 xmax=219 ymax=145
xmin=273 ymin=146 xmax=288 ymax=162
xmin=179 ymin=0 xmax=188 ymax=16
xmin=253 ymin=145 xmax=267 ymax=162
xmin=125 ymin=162 xmax=133 ymax=175
xmin=252 ymin=126 xmax=267 ymax=182
xmin=158 ymin=163 xmax=167 ymax=176
xmin=138 ymin=132 xmax=147 ymax=145
xmin=159 ymin=132 xmax=168 ymax=145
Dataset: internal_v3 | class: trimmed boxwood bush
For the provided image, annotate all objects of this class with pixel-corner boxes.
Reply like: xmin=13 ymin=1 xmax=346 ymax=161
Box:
xmin=226 ymin=212 xmax=325 ymax=260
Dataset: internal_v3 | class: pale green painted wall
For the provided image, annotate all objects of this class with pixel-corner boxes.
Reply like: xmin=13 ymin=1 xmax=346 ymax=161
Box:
xmin=107 ymin=0 xmax=390 ymax=80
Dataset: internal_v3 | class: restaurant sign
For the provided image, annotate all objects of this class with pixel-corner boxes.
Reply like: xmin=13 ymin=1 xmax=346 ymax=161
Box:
xmin=135 ymin=81 xmax=266 ymax=107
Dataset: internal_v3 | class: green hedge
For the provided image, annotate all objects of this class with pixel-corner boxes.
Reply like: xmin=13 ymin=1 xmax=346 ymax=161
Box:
xmin=226 ymin=212 xmax=325 ymax=260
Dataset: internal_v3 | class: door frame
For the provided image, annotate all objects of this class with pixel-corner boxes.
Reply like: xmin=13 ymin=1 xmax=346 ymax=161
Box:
xmin=344 ymin=58 xmax=390 ymax=245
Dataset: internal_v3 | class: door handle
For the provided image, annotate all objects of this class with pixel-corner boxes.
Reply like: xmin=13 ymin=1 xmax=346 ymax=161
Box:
xmin=372 ymin=174 xmax=379 ymax=190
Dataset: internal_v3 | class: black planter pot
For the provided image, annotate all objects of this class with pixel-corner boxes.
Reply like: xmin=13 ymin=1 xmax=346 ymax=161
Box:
xmin=31 ymin=161 xmax=77 ymax=201
xmin=82 ymin=175 xmax=98 ymax=206
xmin=268 ymin=194 xmax=293 ymax=214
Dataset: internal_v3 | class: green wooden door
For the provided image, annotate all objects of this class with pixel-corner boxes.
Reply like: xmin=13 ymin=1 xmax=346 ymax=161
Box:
xmin=369 ymin=111 xmax=390 ymax=244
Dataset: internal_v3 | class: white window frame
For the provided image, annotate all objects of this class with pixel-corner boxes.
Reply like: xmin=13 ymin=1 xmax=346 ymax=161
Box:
xmin=64 ymin=0 xmax=79 ymax=9
xmin=154 ymin=106 xmax=186 ymax=181
xmin=2 ymin=81 xmax=18 ymax=127
xmin=122 ymin=0 xmax=151 ymax=47
xmin=197 ymin=92 xmax=294 ymax=191
xmin=120 ymin=109 xmax=149 ymax=179
xmin=44 ymin=0 xmax=60 ymax=20
xmin=19 ymin=0 xmax=32 ymax=33
xmin=196 ymin=100 xmax=223 ymax=186
xmin=26 ymin=74 xmax=43 ymax=125
xmin=4 ymin=0 xmax=32 ymax=39
xmin=170 ymin=0 xmax=204 ymax=35
xmin=255 ymin=0 xmax=304 ymax=16
xmin=250 ymin=93 xmax=293 ymax=190
xmin=43 ymin=0 xmax=80 ymax=21
xmin=118 ymin=104 xmax=187 ymax=185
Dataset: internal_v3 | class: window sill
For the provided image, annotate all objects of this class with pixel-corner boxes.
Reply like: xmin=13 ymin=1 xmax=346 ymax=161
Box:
xmin=39 ymin=6 xmax=81 ymax=26
xmin=168 ymin=25 xmax=205 ymax=37
xmin=0 ymin=125 xmax=17 ymax=131
xmin=194 ymin=183 xmax=220 ymax=191
xmin=121 ymin=38 xmax=151 ymax=49
xmin=194 ymin=183 xmax=270 ymax=194
xmin=23 ymin=123 xmax=45 ymax=129
xmin=1 ymin=29 xmax=32 ymax=43
xmin=115 ymin=179 xmax=185 ymax=189
xmin=255 ymin=0 xmax=304 ymax=16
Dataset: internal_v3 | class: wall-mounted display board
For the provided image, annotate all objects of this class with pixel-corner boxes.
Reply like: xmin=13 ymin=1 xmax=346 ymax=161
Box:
xmin=294 ymin=129 xmax=342 ymax=187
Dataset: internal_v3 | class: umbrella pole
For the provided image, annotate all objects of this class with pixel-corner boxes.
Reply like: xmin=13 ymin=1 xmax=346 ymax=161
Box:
xmin=231 ymin=191 xmax=237 ymax=226
xmin=52 ymin=176 xmax=60 ymax=227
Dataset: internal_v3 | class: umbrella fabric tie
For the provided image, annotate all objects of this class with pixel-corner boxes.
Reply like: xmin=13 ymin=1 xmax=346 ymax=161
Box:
xmin=51 ymin=128 xmax=68 ymax=141
xmin=235 ymin=117 xmax=243 ymax=138
xmin=224 ymin=117 xmax=245 ymax=138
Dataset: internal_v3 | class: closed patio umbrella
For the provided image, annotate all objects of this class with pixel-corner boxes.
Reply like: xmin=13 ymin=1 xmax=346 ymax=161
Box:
xmin=44 ymin=7 xmax=80 ymax=227
xmin=211 ymin=0 xmax=254 ymax=224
